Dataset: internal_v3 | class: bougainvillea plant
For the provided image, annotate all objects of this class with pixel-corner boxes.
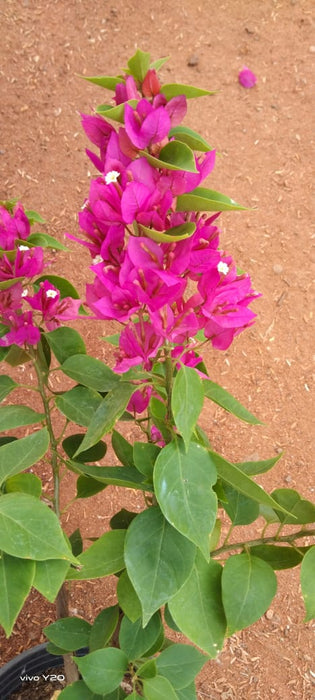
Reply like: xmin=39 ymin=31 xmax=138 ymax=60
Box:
xmin=0 ymin=49 xmax=314 ymax=700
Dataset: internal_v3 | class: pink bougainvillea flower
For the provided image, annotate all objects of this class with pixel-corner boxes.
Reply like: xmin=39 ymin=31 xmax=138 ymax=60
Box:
xmin=0 ymin=203 xmax=30 ymax=250
xmin=0 ymin=310 xmax=40 ymax=347
xmin=238 ymin=66 xmax=257 ymax=89
xmin=114 ymin=75 xmax=140 ymax=105
xmin=0 ymin=246 xmax=44 ymax=281
xmin=114 ymin=321 xmax=163 ymax=372
xmin=0 ymin=282 xmax=24 ymax=314
xmin=26 ymin=280 xmax=81 ymax=330
xmin=124 ymin=99 xmax=171 ymax=150
xmin=142 ymin=69 xmax=161 ymax=98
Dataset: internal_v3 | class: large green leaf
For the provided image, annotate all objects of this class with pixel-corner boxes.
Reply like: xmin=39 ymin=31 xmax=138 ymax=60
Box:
xmin=33 ymin=559 xmax=70 ymax=601
xmin=0 ymin=493 xmax=77 ymax=563
xmin=0 ymin=428 xmax=49 ymax=487
xmin=172 ymin=366 xmax=204 ymax=450
xmin=124 ymin=507 xmax=196 ymax=626
xmin=133 ymin=442 xmax=160 ymax=481
xmin=61 ymin=355 xmax=119 ymax=392
xmin=235 ymin=455 xmax=281 ymax=476
xmin=62 ymin=433 xmax=107 ymax=463
xmin=73 ymin=382 xmax=136 ymax=456
xmin=161 ymin=83 xmax=214 ymax=99
xmin=128 ymin=48 xmax=151 ymax=81
xmin=0 ymin=553 xmax=35 ymax=636
xmin=177 ymin=187 xmax=246 ymax=213
xmin=301 ymin=547 xmax=315 ymax=621
xmin=58 ymin=679 xmax=110 ymax=699
xmin=89 ymin=606 xmax=120 ymax=652
xmin=44 ymin=617 xmax=92 ymax=651
xmin=66 ymin=530 xmax=126 ymax=580
xmin=141 ymin=146 xmax=197 ymax=173
xmin=117 ymin=570 xmax=142 ymax=623
xmin=112 ymin=430 xmax=134 ymax=466
xmin=35 ymin=274 xmax=80 ymax=299
xmin=0 ymin=375 xmax=17 ymax=401
xmin=222 ymin=553 xmax=277 ymax=634
xmin=176 ymin=683 xmax=197 ymax=700
xmin=203 ymin=380 xmax=261 ymax=424
xmin=75 ymin=648 xmax=128 ymax=696
xmin=209 ymin=451 xmax=292 ymax=515
xmin=45 ymin=326 xmax=86 ymax=363
xmin=26 ymin=233 xmax=68 ymax=251
xmin=169 ymin=126 xmax=212 ymax=152
xmin=154 ymin=440 xmax=217 ymax=560
xmin=55 ymin=385 xmax=103 ymax=427
xmin=119 ymin=612 xmax=163 ymax=660
xmin=0 ymin=405 xmax=45 ymax=430
xmin=168 ymin=553 xmax=226 ymax=657
xmin=4 ymin=472 xmax=42 ymax=498
xmin=137 ymin=221 xmax=196 ymax=243
xmin=271 ymin=488 xmax=315 ymax=524
xmin=222 ymin=484 xmax=259 ymax=525
xmin=143 ymin=676 xmax=179 ymax=700
xmin=69 ymin=462 xmax=150 ymax=492
xmin=249 ymin=545 xmax=303 ymax=570
xmin=156 ymin=644 xmax=206 ymax=690
xmin=76 ymin=475 xmax=107 ymax=499
xmin=82 ymin=75 xmax=123 ymax=90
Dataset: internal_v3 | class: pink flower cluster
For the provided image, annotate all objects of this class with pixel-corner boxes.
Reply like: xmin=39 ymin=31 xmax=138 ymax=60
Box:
xmin=72 ymin=69 xmax=259 ymax=394
xmin=0 ymin=204 xmax=80 ymax=347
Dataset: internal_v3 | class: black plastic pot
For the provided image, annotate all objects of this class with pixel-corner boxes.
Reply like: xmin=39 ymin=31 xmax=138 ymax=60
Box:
xmin=0 ymin=643 xmax=87 ymax=700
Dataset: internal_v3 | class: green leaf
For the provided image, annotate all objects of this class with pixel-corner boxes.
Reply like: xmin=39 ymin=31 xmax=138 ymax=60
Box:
xmin=66 ymin=530 xmax=126 ymax=580
xmin=110 ymin=509 xmax=138 ymax=530
xmin=169 ymin=126 xmax=212 ymax=152
xmin=81 ymin=75 xmax=122 ymax=90
xmin=35 ymin=274 xmax=80 ymax=299
xmin=223 ymin=484 xmax=259 ymax=525
xmin=137 ymin=658 xmax=157 ymax=680
xmin=119 ymin=611 xmax=163 ymax=660
xmin=25 ymin=209 xmax=45 ymax=224
xmin=33 ymin=559 xmax=70 ymax=601
xmin=176 ymin=683 xmax=197 ymax=700
xmin=164 ymin=604 xmax=180 ymax=632
xmin=2 ymin=344 xmax=30 ymax=366
xmin=169 ymin=552 xmax=226 ymax=657
xmin=124 ymin=507 xmax=196 ymax=626
xmin=112 ymin=430 xmax=134 ymax=466
xmin=0 ymin=375 xmax=17 ymax=401
xmin=74 ymin=383 xmax=136 ymax=457
xmin=249 ymin=545 xmax=303 ymax=570
xmin=0 ymin=493 xmax=78 ymax=563
xmin=210 ymin=451 xmax=292 ymax=515
xmin=61 ymin=355 xmax=119 ymax=392
xmin=133 ymin=442 xmax=160 ymax=481
xmin=103 ymin=333 xmax=120 ymax=346
xmin=96 ymin=100 xmax=137 ymax=123
xmin=172 ymin=366 xmax=204 ymax=450
xmin=150 ymin=56 xmax=170 ymax=71
xmin=63 ymin=434 xmax=107 ymax=463
xmin=69 ymin=528 xmax=83 ymax=557
xmin=177 ymin=187 xmax=246 ymax=213
xmin=141 ymin=145 xmax=197 ymax=173
xmin=117 ymin=570 xmax=142 ymax=622
xmin=75 ymin=648 xmax=128 ymax=696
xmin=137 ymin=221 xmax=196 ymax=243
xmin=89 ymin=606 xmax=120 ymax=651
xmin=0 ymin=277 xmax=23 ymax=291
xmin=235 ymin=454 xmax=282 ymax=476
xmin=156 ymin=643 xmax=206 ymax=690
xmin=154 ymin=440 xmax=217 ymax=560
xmin=58 ymin=679 xmax=114 ymax=699
xmin=271 ymin=488 xmax=315 ymax=524
xmin=203 ymin=380 xmax=261 ymax=424
xmin=56 ymin=385 xmax=103 ymax=427
xmin=0 ymin=428 xmax=49 ymax=487
xmin=143 ymin=676 xmax=179 ymax=700
xmin=44 ymin=617 xmax=92 ymax=651
xmin=161 ymin=83 xmax=214 ymax=99
xmin=128 ymin=48 xmax=151 ymax=81
xmin=26 ymin=232 xmax=68 ymax=250
xmin=70 ymin=462 xmax=150 ymax=492
xmin=76 ymin=475 xmax=108 ymax=499
xmin=45 ymin=327 xmax=86 ymax=363
xmin=46 ymin=642 xmax=69 ymax=656
xmin=301 ymin=547 xmax=315 ymax=621
xmin=209 ymin=519 xmax=221 ymax=552
xmin=4 ymin=472 xmax=42 ymax=498
xmin=0 ymin=553 xmax=35 ymax=636
xmin=0 ymin=405 xmax=45 ymax=430
xmin=222 ymin=553 xmax=277 ymax=634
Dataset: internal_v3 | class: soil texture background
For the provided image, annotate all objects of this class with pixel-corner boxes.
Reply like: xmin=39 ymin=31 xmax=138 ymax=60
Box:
xmin=0 ymin=1 xmax=314 ymax=699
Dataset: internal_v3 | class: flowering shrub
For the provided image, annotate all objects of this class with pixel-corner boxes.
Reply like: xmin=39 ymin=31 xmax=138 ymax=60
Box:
xmin=0 ymin=50 xmax=314 ymax=700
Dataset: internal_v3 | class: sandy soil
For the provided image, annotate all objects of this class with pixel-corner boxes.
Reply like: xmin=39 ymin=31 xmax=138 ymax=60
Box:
xmin=0 ymin=1 xmax=314 ymax=698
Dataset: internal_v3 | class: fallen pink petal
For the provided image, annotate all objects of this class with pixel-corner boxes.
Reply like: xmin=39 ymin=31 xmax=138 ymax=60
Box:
xmin=238 ymin=66 xmax=257 ymax=88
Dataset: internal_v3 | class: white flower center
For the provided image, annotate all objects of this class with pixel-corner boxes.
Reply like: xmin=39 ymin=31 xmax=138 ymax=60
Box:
xmin=21 ymin=289 xmax=28 ymax=297
xmin=18 ymin=245 xmax=29 ymax=251
xmin=92 ymin=255 xmax=103 ymax=265
xmin=105 ymin=170 xmax=120 ymax=185
xmin=217 ymin=261 xmax=229 ymax=275
xmin=46 ymin=289 xmax=58 ymax=299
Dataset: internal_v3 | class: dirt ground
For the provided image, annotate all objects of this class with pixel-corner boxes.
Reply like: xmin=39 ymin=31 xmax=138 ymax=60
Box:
xmin=0 ymin=0 xmax=314 ymax=698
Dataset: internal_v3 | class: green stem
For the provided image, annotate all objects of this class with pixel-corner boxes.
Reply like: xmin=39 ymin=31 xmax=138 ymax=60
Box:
xmin=211 ymin=527 xmax=315 ymax=557
xmin=164 ymin=344 xmax=173 ymax=423
xmin=32 ymin=356 xmax=60 ymax=517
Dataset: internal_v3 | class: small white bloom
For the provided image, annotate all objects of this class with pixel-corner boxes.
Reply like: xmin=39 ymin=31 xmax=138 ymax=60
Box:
xmin=92 ymin=255 xmax=103 ymax=265
xmin=21 ymin=289 xmax=28 ymax=297
xmin=46 ymin=289 xmax=58 ymax=299
xmin=105 ymin=170 xmax=120 ymax=185
xmin=18 ymin=245 xmax=29 ymax=251
xmin=217 ymin=261 xmax=229 ymax=275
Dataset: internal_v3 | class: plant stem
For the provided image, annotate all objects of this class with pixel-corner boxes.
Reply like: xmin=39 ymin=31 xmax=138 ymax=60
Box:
xmin=164 ymin=344 xmax=173 ymax=423
xmin=211 ymin=528 xmax=315 ymax=557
